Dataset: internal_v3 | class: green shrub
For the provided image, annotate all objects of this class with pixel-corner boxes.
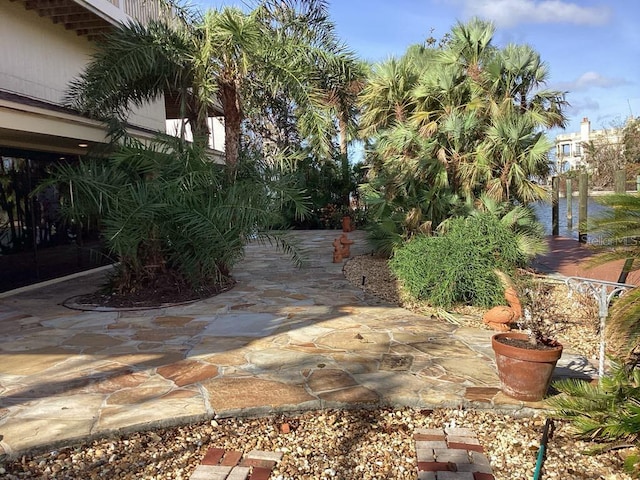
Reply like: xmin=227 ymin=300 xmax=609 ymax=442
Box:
xmin=389 ymin=212 xmax=520 ymax=308
xmin=548 ymin=361 xmax=640 ymax=475
xmin=38 ymin=136 xmax=307 ymax=293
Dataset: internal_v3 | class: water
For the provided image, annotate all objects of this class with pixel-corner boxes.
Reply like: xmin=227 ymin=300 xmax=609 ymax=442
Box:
xmin=531 ymin=197 xmax=610 ymax=239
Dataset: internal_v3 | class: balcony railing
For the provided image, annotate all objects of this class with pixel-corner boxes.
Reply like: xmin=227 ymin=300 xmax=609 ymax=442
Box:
xmin=13 ymin=0 xmax=170 ymax=40
xmin=104 ymin=0 xmax=166 ymax=23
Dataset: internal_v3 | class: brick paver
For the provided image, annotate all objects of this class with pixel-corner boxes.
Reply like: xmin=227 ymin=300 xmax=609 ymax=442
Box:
xmin=415 ymin=428 xmax=495 ymax=480
xmin=189 ymin=448 xmax=283 ymax=480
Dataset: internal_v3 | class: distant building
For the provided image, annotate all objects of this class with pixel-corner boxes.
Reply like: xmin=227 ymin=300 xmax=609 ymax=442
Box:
xmin=553 ymin=117 xmax=623 ymax=173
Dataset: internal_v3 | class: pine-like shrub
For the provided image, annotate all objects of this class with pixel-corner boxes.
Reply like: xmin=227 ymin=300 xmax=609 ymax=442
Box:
xmin=389 ymin=212 xmax=520 ymax=308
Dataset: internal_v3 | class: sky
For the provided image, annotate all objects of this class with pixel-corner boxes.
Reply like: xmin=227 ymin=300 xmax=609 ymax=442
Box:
xmin=196 ymin=0 xmax=640 ymax=137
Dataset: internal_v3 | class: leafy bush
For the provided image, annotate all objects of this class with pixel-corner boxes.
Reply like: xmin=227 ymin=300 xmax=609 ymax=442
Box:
xmin=282 ymin=155 xmax=365 ymax=230
xmin=389 ymin=212 xmax=521 ymax=307
xmin=38 ymin=136 xmax=307 ymax=293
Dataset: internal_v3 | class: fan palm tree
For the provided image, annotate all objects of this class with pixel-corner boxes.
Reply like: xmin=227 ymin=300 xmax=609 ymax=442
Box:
xmin=438 ymin=17 xmax=496 ymax=81
xmin=486 ymin=43 xmax=568 ymax=129
xmin=66 ymin=0 xmax=351 ymax=177
xmin=358 ymin=56 xmax=421 ymax=136
xmin=359 ymin=18 xmax=567 ymax=242
xmin=470 ymin=102 xmax=553 ymax=203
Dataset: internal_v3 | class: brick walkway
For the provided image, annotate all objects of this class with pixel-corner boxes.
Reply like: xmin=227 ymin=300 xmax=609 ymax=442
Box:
xmin=533 ymin=236 xmax=639 ymax=285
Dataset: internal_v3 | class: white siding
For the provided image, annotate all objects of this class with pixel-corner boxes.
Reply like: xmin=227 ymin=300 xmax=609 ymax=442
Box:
xmin=0 ymin=1 xmax=165 ymax=132
xmin=166 ymin=117 xmax=226 ymax=152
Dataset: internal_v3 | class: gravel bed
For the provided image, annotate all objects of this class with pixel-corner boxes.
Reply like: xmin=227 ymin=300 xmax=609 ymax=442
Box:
xmin=0 ymin=255 xmax=635 ymax=479
xmin=0 ymin=408 xmax=632 ymax=479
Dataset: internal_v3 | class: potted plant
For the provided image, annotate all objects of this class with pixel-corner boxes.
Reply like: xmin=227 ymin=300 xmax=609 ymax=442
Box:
xmin=491 ymin=278 xmax=564 ymax=401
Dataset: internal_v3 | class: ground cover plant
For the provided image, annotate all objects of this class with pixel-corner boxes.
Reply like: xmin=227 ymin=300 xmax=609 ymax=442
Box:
xmin=389 ymin=197 xmax=546 ymax=308
xmin=390 ymin=213 xmax=519 ymax=308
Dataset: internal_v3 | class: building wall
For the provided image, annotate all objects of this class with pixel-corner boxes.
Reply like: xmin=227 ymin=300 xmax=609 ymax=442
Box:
xmin=554 ymin=117 xmax=623 ymax=172
xmin=166 ymin=118 xmax=226 ymax=153
xmin=0 ymin=1 xmax=165 ymax=132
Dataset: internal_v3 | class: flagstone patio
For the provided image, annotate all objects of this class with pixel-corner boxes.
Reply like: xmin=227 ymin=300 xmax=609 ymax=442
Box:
xmin=0 ymin=230 xmax=594 ymax=459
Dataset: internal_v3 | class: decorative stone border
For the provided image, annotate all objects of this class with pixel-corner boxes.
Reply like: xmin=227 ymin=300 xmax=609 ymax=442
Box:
xmin=189 ymin=448 xmax=283 ymax=480
xmin=415 ymin=427 xmax=495 ymax=480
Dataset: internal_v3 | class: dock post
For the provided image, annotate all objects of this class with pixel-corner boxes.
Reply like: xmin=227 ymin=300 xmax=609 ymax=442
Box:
xmin=578 ymin=173 xmax=588 ymax=243
xmin=614 ymin=169 xmax=626 ymax=194
xmin=566 ymin=178 xmax=572 ymax=229
xmin=552 ymin=176 xmax=559 ymax=236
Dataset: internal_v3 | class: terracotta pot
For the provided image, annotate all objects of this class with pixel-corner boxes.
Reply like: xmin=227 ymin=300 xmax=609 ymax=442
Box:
xmin=491 ymin=332 xmax=563 ymax=402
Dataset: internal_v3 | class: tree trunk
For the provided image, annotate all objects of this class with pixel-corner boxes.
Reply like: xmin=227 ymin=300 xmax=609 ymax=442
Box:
xmin=338 ymin=114 xmax=348 ymax=158
xmin=338 ymin=113 xmax=351 ymax=206
xmin=221 ymin=82 xmax=242 ymax=178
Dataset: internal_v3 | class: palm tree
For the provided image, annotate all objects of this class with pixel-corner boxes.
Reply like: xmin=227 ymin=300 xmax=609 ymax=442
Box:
xmin=359 ymin=17 xmax=567 ymax=233
xmin=486 ymin=43 xmax=568 ymax=129
xmin=37 ymin=135 xmax=308 ymax=293
xmin=66 ymin=0 xmax=351 ymax=177
xmin=358 ymin=56 xmax=420 ymax=137
xmin=590 ymin=194 xmax=640 ymax=360
xmin=439 ymin=17 xmax=496 ymax=81
xmin=66 ymin=19 xmax=206 ymax=136
xmin=470 ymin=102 xmax=552 ymax=202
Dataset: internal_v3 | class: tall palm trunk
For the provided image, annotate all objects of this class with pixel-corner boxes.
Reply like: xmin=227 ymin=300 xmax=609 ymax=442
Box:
xmin=338 ymin=114 xmax=349 ymax=158
xmin=221 ymin=82 xmax=242 ymax=177
xmin=338 ymin=113 xmax=352 ymax=207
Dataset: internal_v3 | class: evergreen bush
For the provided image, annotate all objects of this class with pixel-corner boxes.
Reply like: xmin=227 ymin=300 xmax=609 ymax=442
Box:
xmin=389 ymin=212 xmax=520 ymax=308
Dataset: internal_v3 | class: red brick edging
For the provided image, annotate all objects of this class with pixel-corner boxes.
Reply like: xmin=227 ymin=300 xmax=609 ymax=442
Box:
xmin=415 ymin=427 xmax=495 ymax=480
xmin=189 ymin=448 xmax=283 ymax=480
xmin=190 ymin=426 xmax=493 ymax=480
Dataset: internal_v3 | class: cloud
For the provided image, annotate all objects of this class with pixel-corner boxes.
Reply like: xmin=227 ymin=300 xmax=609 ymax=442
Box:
xmin=461 ymin=0 xmax=611 ymax=28
xmin=552 ymin=72 xmax=629 ymax=92
xmin=567 ymin=96 xmax=600 ymax=113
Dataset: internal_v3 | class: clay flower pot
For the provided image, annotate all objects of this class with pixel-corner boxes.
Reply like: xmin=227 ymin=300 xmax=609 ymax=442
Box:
xmin=491 ymin=332 xmax=563 ymax=402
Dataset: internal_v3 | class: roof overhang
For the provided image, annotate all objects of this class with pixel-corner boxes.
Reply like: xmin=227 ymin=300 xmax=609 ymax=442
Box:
xmin=0 ymin=91 xmax=155 ymax=155
xmin=10 ymin=0 xmax=137 ymax=40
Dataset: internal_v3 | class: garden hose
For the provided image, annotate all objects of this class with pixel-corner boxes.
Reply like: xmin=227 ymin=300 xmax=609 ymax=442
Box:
xmin=533 ymin=418 xmax=553 ymax=480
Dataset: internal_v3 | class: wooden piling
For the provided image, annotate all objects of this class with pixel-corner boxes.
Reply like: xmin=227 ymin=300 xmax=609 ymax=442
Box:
xmin=551 ymin=176 xmax=559 ymax=236
xmin=578 ymin=173 xmax=588 ymax=243
xmin=614 ymin=169 xmax=626 ymax=194
xmin=566 ymin=178 xmax=572 ymax=229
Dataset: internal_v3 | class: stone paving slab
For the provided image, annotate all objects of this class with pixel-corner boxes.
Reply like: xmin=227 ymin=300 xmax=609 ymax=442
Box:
xmin=0 ymin=230 xmax=596 ymax=459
